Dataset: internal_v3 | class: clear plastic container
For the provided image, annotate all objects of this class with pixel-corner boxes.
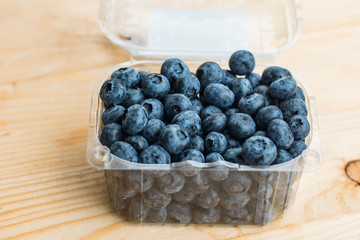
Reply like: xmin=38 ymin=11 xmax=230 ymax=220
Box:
xmin=86 ymin=0 xmax=321 ymax=225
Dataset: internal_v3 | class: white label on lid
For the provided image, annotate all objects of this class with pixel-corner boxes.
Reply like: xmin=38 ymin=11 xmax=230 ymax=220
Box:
xmin=149 ymin=9 xmax=249 ymax=52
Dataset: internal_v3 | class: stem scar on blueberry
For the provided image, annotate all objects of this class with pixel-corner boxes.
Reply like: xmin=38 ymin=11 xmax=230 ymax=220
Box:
xmin=345 ymin=160 xmax=360 ymax=185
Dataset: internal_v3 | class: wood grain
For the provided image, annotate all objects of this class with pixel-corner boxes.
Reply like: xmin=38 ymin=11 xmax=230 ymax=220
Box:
xmin=0 ymin=0 xmax=360 ymax=239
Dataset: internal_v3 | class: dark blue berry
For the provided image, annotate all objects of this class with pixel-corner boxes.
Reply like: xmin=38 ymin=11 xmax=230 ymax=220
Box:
xmin=141 ymin=98 xmax=164 ymax=120
xmin=253 ymin=130 xmax=268 ymax=137
xmin=228 ymin=113 xmax=256 ymax=140
xmin=110 ymin=141 xmax=138 ymax=163
xmin=100 ymin=123 xmax=123 ymax=148
xmin=161 ymin=58 xmax=190 ymax=86
xmin=122 ymin=104 xmax=148 ymax=135
xmin=164 ymin=94 xmax=192 ymax=120
xmin=267 ymin=119 xmax=294 ymax=149
xmin=223 ymin=147 xmax=244 ymax=164
xmin=190 ymin=98 xmax=203 ymax=115
xmin=142 ymin=119 xmax=165 ymax=143
xmin=255 ymin=105 xmax=283 ymax=130
xmin=286 ymin=86 xmax=305 ymax=101
xmin=140 ymin=145 xmax=171 ymax=164
xmin=189 ymin=135 xmax=204 ymax=152
xmin=139 ymin=71 xmax=149 ymax=84
xmin=142 ymin=73 xmax=170 ymax=99
xmin=222 ymin=130 xmax=241 ymax=148
xmin=204 ymin=132 xmax=227 ymax=154
xmin=203 ymin=83 xmax=235 ymax=109
xmin=174 ymin=74 xmax=200 ymax=98
xmin=287 ymin=140 xmax=307 ymax=158
xmin=269 ymin=77 xmax=297 ymax=100
xmin=196 ymin=61 xmax=224 ymax=91
xmin=125 ymin=135 xmax=149 ymax=153
xmin=160 ymin=124 xmax=190 ymax=154
xmin=111 ymin=67 xmax=140 ymax=87
xmin=260 ymin=66 xmax=293 ymax=86
xmin=224 ymin=108 xmax=240 ymax=119
xmin=121 ymin=88 xmax=145 ymax=108
xmin=230 ymin=77 xmax=253 ymax=103
xmin=238 ymin=92 xmax=266 ymax=115
xmin=246 ymin=72 xmax=261 ymax=88
xmin=229 ymin=50 xmax=255 ymax=75
xmin=202 ymin=112 xmax=227 ymax=134
xmin=242 ymin=136 xmax=277 ymax=166
xmin=279 ymin=98 xmax=308 ymax=121
xmin=172 ymin=110 xmax=201 ymax=137
xmin=102 ymin=105 xmax=126 ymax=125
xmin=288 ymin=115 xmax=310 ymax=140
xmin=222 ymin=69 xmax=237 ymax=86
xmin=273 ymin=149 xmax=293 ymax=164
xmin=254 ymin=85 xmax=274 ymax=106
xmin=99 ymin=79 xmax=127 ymax=105
xmin=180 ymin=149 xmax=205 ymax=163
xmin=205 ymin=152 xmax=225 ymax=163
xmin=200 ymin=105 xmax=222 ymax=120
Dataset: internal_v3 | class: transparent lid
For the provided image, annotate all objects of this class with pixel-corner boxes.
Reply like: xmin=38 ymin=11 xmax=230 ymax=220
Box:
xmin=99 ymin=0 xmax=303 ymax=60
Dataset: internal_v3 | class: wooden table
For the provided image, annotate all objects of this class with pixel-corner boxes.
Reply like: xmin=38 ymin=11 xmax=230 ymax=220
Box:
xmin=1 ymin=0 xmax=360 ymax=239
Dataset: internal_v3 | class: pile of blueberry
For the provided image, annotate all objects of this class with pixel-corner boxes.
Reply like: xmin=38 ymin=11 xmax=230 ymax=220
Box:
xmin=99 ymin=50 xmax=310 ymax=167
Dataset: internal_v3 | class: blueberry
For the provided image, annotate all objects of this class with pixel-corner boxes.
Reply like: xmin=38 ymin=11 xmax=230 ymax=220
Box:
xmin=220 ymin=192 xmax=250 ymax=210
xmin=279 ymin=98 xmax=308 ymax=121
xmin=190 ymin=98 xmax=203 ymax=115
xmin=195 ymin=186 xmax=220 ymax=209
xmin=111 ymin=67 xmax=140 ymax=87
xmin=125 ymin=170 xmax=154 ymax=192
xmin=253 ymin=130 xmax=268 ymax=137
xmin=159 ymin=124 xmax=190 ymax=154
xmin=122 ymin=104 xmax=148 ymax=135
xmin=222 ymin=69 xmax=237 ymax=86
xmin=125 ymin=135 xmax=149 ymax=153
xmin=168 ymin=202 xmax=192 ymax=224
xmin=148 ymin=207 xmax=167 ymax=223
xmin=128 ymin=195 xmax=150 ymax=221
xmin=142 ymin=119 xmax=165 ymax=143
xmin=203 ymin=83 xmax=235 ymax=109
xmin=204 ymin=132 xmax=227 ymax=154
xmin=196 ymin=61 xmax=224 ymax=91
xmin=249 ymin=182 xmax=273 ymax=200
xmin=121 ymin=87 xmax=145 ymax=108
xmin=110 ymin=141 xmax=138 ymax=162
xmin=242 ymin=136 xmax=277 ymax=166
xmin=221 ymin=172 xmax=252 ymax=195
xmin=172 ymin=185 xmax=197 ymax=204
xmin=230 ymin=77 xmax=253 ymax=103
xmin=254 ymin=85 xmax=274 ymax=106
xmin=269 ymin=77 xmax=297 ymax=100
xmin=238 ymin=93 xmax=266 ymax=115
xmin=111 ymin=173 xmax=137 ymax=200
xmin=207 ymin=165 xmax=230 ymax=181
xmin=164 ymin=94 xmax=192 ymax=120
xmin=161 ymin=58 xmax=190 ymax=86
xmin=222 ymin=130 xmax=241 ymax=148
xmin=260 ymin=66 xmax=293 ymax=86
xmin=172 ymin=110 xmax=201 ymax=137
xmin=180 ymin=149 xmax=205 ymax=163
xmin=200 ymin=105 xmax=222 ymax=120
xmin=223 ymin=147 xmax=244 ymax=164
xmin=205 ymin=152 xmax=225 ymax=163
xmin=100 ymin=123 xmax=123 ymax=148
xmin=255 ymin=105 xmax=283 ymax=130
xmin=157 ymin=171 xmax=185 ymax=194
xmin=229 ymin=50 xmax=255 ymax=75
xmin=139 ymin=145 xmax=171 ymax=164
xmin=141 ymin=98 xmax=165 ymax=120
xmin=143 ymin=184 xmax=171 ymax=209
xmin=246 ymin=72 xmax=261 ymax=88
xmin=99 ymin=78 xmax=127 ymax=105
xmin=102 ymin=105 xmax=126 ymax=125
xmin=185 ymin=172 xmax=210 ymax=194
xmin=286 ymin=86 xmax=305 ymax=101
xmin=267 ymin=119 xmax=294 ymax=149
xmin=141 ymin=73 xmax=170 ymax=99
xmin=193 ymin=207 xmax=220 ymax=224
xmin=139 ymin=71 xmax=149 ymax=83
xmin=273 ymin=149 xmax=293 ymax=164
xmin=287 ymin=114 xmax=310 ymax=140
xmin=287 ymin=140 xmax=307 ymax=157
xmin=189 ymin=135 xmax=205 ymax=152
xmin=224 ymin=108 xmax=240 ymax=119
xmin=174 ymin=73 xmax=200 ymax=98
xmin=222 ymin=207 xmax=252 ymax=224
xmin=202 ymin=112 xmax=227 ymax=134
xmin=228 ymin=113 xmax=256 ymax=140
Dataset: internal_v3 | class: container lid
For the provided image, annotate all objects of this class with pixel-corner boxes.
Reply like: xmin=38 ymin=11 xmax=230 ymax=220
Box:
xmin=99 ymin=0 xmax=303 ymax=60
